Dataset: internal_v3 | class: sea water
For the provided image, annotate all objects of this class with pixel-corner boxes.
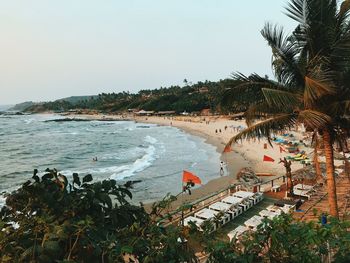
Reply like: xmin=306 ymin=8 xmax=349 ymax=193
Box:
xmin=0 ymin=114 xmax=221 ymax=204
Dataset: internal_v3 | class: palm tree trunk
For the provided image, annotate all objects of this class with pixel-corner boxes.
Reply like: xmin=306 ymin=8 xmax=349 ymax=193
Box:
xmin=322 ymin=130 xmax=339 ymax=218
xmin=313 ymin=133 xmax=322 ymax=181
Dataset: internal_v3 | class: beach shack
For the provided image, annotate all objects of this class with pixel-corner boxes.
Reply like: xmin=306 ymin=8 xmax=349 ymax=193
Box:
xmin=134 ymin=110 xmax=155 ymax=116
xmin=156 ymin=111 xmax=176 ymax=116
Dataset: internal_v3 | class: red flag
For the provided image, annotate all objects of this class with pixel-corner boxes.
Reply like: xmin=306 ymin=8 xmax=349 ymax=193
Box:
xmin=223 ymin=144 xmax=232 ymax=153
xmin=279 ymin=146 xmax=286 ymax=153
xmin=182 ymin=170 xmax=202 ymax=185
xmin=263 ymin=155 xmax=275 ymax=162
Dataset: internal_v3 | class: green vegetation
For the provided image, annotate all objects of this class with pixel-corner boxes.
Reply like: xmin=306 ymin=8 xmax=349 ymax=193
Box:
xmin=1 ymin=170 xmax=350 ymax=262
xmin=0 ymin=169 xmax=196 ymax=263
xmin=223 ymin=0 xmax=350 ymax=218
xmin=206 ymin=214 xmax=350 ymax=263
xmin=22 ymin=79 xmax=241 ymax=114
xmin=3 ymin=0 xmax=350 ymax=262
xmin=9 ymin=101 xmax=37 ymax=112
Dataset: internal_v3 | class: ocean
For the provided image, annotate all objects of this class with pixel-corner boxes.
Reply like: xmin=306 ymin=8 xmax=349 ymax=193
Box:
xmin=0 ymin=114 xmax=221 ymax=205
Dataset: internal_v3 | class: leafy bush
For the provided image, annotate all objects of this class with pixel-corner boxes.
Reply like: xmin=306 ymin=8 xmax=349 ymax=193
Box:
xmin=0 ymin=169 xmax=196 ymax=263
xmin=206 ymin=214 xmax=350 ymax=263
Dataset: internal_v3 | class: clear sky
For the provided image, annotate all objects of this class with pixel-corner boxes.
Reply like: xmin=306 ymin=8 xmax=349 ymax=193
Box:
xmin=0 ymin=0 xmax=296 ymax=104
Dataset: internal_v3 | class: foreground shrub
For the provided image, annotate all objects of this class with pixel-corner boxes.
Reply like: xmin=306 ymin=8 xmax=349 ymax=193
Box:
xmin=0 ymin=169 xmax=196 ymax=262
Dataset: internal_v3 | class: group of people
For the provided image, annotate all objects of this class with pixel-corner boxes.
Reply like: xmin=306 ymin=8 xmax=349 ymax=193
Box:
xmin=215 ymin=126 xmax=229 ymax=134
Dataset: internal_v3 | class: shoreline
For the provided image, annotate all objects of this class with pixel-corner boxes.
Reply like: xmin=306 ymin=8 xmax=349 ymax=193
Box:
xmin=62 ymin=113 xmax=308 ymax=207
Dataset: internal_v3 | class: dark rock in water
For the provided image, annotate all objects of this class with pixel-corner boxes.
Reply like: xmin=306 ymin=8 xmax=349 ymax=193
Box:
xmin=136 ymin=125 xmax=150 ymax=128
xmin=45 ymin=118 xmax=91 ymax=122
xmin=45 ymin=118 xmax=130 ymax=123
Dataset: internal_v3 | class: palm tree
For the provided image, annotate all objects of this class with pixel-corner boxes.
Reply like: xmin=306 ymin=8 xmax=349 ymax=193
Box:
xmin=223 ymin=0 xmax=350 ymax=218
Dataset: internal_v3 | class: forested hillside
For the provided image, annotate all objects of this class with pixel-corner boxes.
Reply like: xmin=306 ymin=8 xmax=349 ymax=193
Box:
xmin=23 ymin=79 xmax=242 ymax=113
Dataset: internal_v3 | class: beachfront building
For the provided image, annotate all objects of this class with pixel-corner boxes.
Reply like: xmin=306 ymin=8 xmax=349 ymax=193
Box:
xmin=134 ymin=110 xmax=155 ymax=116
xmin=156 ymin=111 xmax=176 ymax=116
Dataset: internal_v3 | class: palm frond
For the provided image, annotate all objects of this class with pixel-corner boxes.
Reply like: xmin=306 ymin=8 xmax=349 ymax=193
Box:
xmin=285 ymin=0 xmax=307 ymax=24
xmin=304 ymin=75 xmax=335 ymax=108
xmin=261 ymin=23 xmax=304 ymax=86
xmin=335 ymin=116 xmax=350 ymax=138
xmin=328 ymin=99 xmax=350 ymax=115
xmin=222 ymin=73 xmax=282 ymax=111
xmin=226 ymin=113 xmax=297 ymax=146
xmin=297 ymin=109 xmax=331 ymax=130
xmin=244 ymin=101 xmax=290 ymax=127
xmin=331 ymin=32 xmax=350 ymax=68
xmin=261 ymin=88 xmax=302 ymax=109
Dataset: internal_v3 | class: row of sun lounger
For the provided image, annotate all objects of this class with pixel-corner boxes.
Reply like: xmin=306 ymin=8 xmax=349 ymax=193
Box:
xmin=227 ymin=202 xmax=296 ymax=241
xmin=183 ymin=191 xmax=264 ymax=232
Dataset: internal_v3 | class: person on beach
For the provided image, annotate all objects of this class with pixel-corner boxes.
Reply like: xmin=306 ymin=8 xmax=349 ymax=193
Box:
xmin=220 ymin=161 xmax=225 ymax=176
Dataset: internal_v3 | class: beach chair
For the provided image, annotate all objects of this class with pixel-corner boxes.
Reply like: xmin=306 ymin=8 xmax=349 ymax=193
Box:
xmin=227 ymin=225 xmax=248 ymax=241
xmin=208 ymin=202 xmax=234 ymax=223
xmin=183 ymin=216 xmax=204 ymax=231
xmin=266 ymin=205 xmax=282 ymax=215
xmin=259 ymin=209 xmax=279 ymax=219
xmin=244 ymin=215 xmax=263 ymax=230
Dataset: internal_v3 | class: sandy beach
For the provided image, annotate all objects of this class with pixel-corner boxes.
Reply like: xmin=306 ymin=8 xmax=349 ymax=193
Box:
xmin=66 ymin=113 xmax=312 ymax=208
xmin=131 ymin=115 xmax=311 ymax=207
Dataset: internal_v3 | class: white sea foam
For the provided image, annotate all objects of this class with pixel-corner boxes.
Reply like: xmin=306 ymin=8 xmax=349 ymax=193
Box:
xmin=0 ymin=194 xmax=6 ymax=208
xmin=110 ymin=144 xmax=157 ymax=180
xmin=59 ymin=141 xmax=158 ymax=181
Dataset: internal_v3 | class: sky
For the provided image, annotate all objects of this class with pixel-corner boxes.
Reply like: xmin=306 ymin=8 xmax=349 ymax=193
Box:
xmin=0 ymin=0 xmax=297 ymax=104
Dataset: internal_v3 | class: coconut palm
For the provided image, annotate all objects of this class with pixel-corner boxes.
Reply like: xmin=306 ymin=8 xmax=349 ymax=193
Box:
xmin=223 ymin=0 xmax=350 ymax=218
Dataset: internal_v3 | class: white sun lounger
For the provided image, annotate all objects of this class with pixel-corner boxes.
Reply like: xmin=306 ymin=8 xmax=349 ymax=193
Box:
xmin=266 ymin=205 xmax=283 ymax=215
xmin=259 ymin=209 xmax=279 ymax=219
xmin=244 ymin=215 xmax=263 ymax=230
xmin=183 ymin=216 xmax=204 ymax=230
xmin=293 ymin=183 xmax=314 ymax=191
xmin=227 ymin=225 xmax=248 ymax=241
xmin=209 ymin=201 xmax=242 ymax=220
xmin=209 ymin=201 xmax=231 ymax=212
xmin=195 ymin=208 xmax=218 ymax=220
xmin=222 ymin=196 xmax=250 ymax=211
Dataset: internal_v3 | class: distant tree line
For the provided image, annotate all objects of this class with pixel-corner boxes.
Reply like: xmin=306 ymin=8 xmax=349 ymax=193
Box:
xmin=24 ymin=79 xmax=243 ymax=114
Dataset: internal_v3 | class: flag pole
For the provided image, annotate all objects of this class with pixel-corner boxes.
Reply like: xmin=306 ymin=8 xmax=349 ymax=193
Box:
xmin=181 ymin=171 xmax=184 ymax=227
